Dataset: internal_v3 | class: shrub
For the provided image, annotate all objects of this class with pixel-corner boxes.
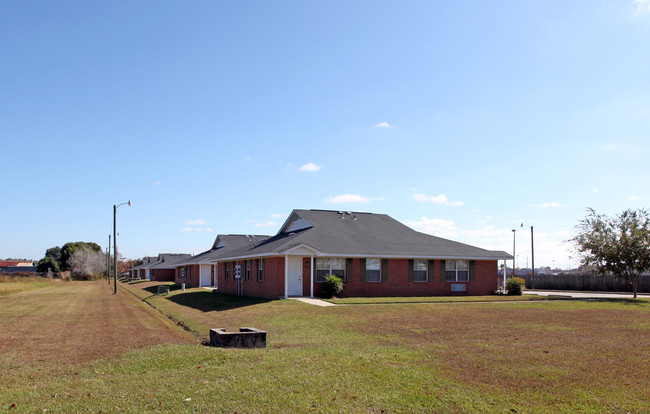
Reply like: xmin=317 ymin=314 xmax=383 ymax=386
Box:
xmin=321 ymin=274 xmax=344 ymax=298
xmin=506 ymin=277 xmax=525 ymax=295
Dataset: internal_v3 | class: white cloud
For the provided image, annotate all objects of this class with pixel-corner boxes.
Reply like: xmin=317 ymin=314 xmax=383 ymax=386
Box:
xmin=206 ymin=227 xmax=213 ymax=232
xmin=635 ymin=0 xmax=650 ymax=13
xmin=375 ymin=122 xmax=392 ymax=129
xmin=180 ymin=227 xmax=193 ymax=232
xmin=537 ymin=202 xmax=566 ymax=208
xmin=592 ymin=188 xmax=599 ymax=192
xmin=193 ymin=228 xmax=203 ymax=232
xmin=412 ymin=193 xmax=464 ymax=207
xmin=153 ymin=181 xmax=161 ymax=186
xmin=325 ymin=194 xmax=384 ymax=204
xmin=628 ymin=195 xmax=640 ymax=200
xmin=299 ymin=162 xmax=322 ymax=172
xmin=254 ymin=221 xmax=278 ymax=228
xmin=184 ymin=219 xmax=206 ymax=225
xmin=270 ymin=213 xmax=283 ymax=218
xmin=403 ymin=217 xmax=458 ymax=238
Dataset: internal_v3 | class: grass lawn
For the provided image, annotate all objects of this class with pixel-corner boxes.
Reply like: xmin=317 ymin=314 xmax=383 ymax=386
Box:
xmin=1 ymin=280 xmax=648 ymax=413
xmin=324 ymin=294 xmax=547 ymax=305
xmin=0 ymin=274 xmax=60 ymax=296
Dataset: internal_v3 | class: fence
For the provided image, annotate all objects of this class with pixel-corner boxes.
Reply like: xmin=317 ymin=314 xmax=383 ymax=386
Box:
xmin=524 ymin=274 xmax=650 ymax=293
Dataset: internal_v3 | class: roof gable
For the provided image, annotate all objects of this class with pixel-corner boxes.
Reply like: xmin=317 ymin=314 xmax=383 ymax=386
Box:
xmin=218 ymin=209 xmax=511 ymax=260
xmin=278 ymin=211 xmax=313 ymax=234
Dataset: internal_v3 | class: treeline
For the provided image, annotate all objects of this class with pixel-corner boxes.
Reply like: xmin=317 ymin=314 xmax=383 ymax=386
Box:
xmin=36 ymin=242 xmax=105 ymax=280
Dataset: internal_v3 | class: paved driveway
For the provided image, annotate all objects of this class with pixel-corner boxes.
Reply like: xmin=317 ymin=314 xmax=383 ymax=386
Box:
xmin=524 ymin=289 xmax=650 ymax=299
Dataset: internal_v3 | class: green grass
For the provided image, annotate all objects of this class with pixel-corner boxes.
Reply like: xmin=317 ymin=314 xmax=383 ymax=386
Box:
xmin=1 ymin=281 xmax=649 ymax=413
xmin=324 ymin=294 xmax=547 ymax=304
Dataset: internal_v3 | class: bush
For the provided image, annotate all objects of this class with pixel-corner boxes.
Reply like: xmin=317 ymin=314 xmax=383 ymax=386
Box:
xmin=506 ymin=277 xmax=525 ymax=295
xmin=37 ymin=256 xmax=60 ymax=273
xmin=321 ymin=274 xmax=344 ymax=298
xmin=70 ymin=271 xmax=103 ymax=281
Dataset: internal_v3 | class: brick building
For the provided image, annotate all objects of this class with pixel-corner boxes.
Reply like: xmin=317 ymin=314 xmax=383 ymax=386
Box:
xmin=175 ymin=209 xmax=511 ymax=299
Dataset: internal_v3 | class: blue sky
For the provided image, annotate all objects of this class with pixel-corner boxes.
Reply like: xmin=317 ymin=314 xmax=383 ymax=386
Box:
xmin=2 ymin=1 xmax=649 ymax=269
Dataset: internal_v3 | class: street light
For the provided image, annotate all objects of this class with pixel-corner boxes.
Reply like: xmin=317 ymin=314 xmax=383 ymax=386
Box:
xmin=512 ymin=229 xmax=517 ymax=277
xmin=113 ymin=200 xmax=132 ymax=294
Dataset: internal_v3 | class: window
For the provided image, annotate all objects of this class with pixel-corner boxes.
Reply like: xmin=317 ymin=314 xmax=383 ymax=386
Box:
xmin=413 ymin=259 xmax=428 ymax=282
xmin=316 ymin=258 xmax=345 ymax=282
xmin=257 ymin=258 xmax=264 ymax=281
xmin=225 ymin=262 xmax=230 ymax=280
xmin=245 ymin=260 xmax=251 ymax=281
xmin=445 ymin=260 xmax=469 ymax=282
xmin=365 ymin=258 xmax=381 ymax=282
xmin=180 ymin=267 xmax=185 ymax=279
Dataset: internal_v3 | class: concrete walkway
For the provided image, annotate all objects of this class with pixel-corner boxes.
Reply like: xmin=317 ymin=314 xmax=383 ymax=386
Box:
xmin=524 ymin=290 xmax=650 ymax=299
xmin=289 ymin=297 xmax=337 ymax=307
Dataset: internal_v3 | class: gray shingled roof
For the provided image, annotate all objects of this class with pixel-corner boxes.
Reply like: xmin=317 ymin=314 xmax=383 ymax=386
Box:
xmin=131 ymin=256 xmax=159 ymax=271
xmin=147 ymin=253 xmax=192 ymax=269
xmin=216 ymin=209 xmax=512 ymax=261
xmin=174 ymin=234 xmax=269 ymax=266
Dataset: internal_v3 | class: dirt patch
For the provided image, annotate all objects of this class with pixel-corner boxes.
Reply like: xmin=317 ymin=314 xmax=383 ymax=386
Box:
xmin=0 ymin=280 xmax=196 ymax=367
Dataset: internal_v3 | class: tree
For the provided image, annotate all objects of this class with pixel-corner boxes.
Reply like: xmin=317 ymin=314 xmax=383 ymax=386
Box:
xmin=37 ymin=256 xmax=61 ymax=273
xmin=68 ymin=249 xmax=106 ymax=280
xmin=45 ymin=246 xmax=62 ymax=262
xmin=60 ymin=242 xmax=101 ymax=271
xmin=571 ymin=208 xmax=650 ymax=298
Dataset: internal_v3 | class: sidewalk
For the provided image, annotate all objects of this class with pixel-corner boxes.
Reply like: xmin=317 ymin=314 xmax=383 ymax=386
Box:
xmin=524 ymin=290 xmax=650 ymax=299
xmin=288 ymin=297 xmax=337 ymax=307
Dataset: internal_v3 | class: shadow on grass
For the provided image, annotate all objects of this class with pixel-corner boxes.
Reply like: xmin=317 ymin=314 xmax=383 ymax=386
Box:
xmin=587 ymin=298 xmax=649 ymax=306
xmin=142 ymin=283 xmax=180 ymax=296
xmin=164 ymin=289 xmax=273 ymax=313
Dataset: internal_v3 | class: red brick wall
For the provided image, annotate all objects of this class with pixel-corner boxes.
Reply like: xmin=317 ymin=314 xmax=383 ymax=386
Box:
xmin=308 ymin=258 xmax=498 ymax=297
xmin=151 ymin=268 xmax=175 ymax=282
xmin=174 ymin=265 xmax=200 ymax=287
xmin=213 ymin=257 xmax=498 ymax=298
xmin=215 ymin=257 xmax=285 ymax=299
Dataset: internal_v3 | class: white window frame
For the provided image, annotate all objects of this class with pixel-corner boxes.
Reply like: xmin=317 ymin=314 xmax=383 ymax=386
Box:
xmin=365 ymin=258 xmax=381 ymax=282
xmin=413 ymin=259 xmax=428 ymax=282
xmin=315 ymin=258 xmax=345 ymax=282
xmin=225 ymin=262 xmax=230 ymax=280
xmin=245 ymin=260 xmax=251 ymax=281
xmin=445 ymin=260 xmax=469 ymax=282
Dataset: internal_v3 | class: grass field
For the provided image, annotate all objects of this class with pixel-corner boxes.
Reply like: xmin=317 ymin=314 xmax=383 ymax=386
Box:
xmin=0 ymin=280 xmax=648 ymax=413
xmin=0 ymin=274 xmax=60 ymax=296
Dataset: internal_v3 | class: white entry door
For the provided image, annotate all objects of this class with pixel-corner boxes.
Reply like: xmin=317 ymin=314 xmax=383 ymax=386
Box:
xmin=200 ymin=264 xmax=211 ymax=287
xmin=287 ymin=256 xmax=302 ymax=296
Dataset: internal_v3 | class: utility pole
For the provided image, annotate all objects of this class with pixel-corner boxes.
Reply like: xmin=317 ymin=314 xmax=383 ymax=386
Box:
xmin=107 ymin=234 xmax=111 ymax=285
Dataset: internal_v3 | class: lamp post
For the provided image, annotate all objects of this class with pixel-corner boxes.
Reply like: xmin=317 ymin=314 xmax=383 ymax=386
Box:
xmin=512 ymin=229 xmax=517 ymax=277
xmin=113 ymin=200 xmax=132 ymax=294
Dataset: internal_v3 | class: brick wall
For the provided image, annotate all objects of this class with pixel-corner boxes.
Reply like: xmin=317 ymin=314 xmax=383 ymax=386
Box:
xmin=151 ymin=268 xmax=175 ymax=282
xmin=215 ymin=257 xmax=285 ymax=299
xmin=306 ymin=258 xmax=498 ymax=297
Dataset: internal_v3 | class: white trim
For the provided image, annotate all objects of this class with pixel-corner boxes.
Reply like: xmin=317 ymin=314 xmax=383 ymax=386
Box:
xmin=284 ymin=244 xmax=319 ymax=255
